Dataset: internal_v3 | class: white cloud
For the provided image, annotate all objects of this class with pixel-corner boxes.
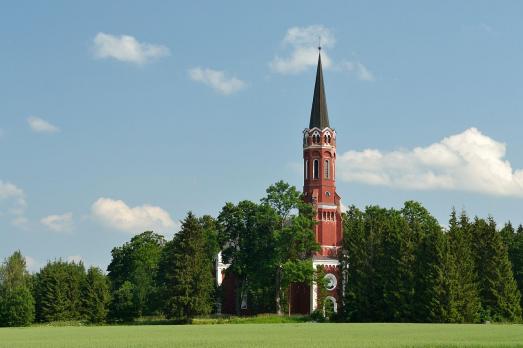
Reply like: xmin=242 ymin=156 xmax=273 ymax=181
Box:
xmin=91 ymin=197 xmax=175 ymax=233
xmin=189 ymin=68 xmax=246 ymax=95
xmin=270 ymin=25 xmax=334 ymax=74
xmin=338 ymin=128 xmax=523 ymax=197
xmin=67 ymin=255 xmax=83 ymax=264
xmin=27 ymin=116 xmax=59 ymax=133
xmin=270 ymin=25 xmax=374 ymax=81
xmin=340 ymin=60 xmax=375 ymax=81
xmin=41 ymin=212 xmax=73 ymax=233
xmin=24 ymin=256 xmax=42 ymax=273
xmin=92 ymin=32 xmax=169 ymax=64
xmin=0 ymin=181 xmax=27 ymax=226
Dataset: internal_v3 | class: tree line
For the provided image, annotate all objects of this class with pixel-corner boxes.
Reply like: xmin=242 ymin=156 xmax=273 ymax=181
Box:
xmin=0 ymin=181 xmax=318 ymax=326
xmin=1 ymin=182 xmax=522 ymax=326
xmin=341 ymin=202 xmax=522 ymax=323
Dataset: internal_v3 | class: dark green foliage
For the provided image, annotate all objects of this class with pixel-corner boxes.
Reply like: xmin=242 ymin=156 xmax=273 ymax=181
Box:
xmin=34 ymin=260 xmax=86 ymax=322
xmin=500 ymin=223 xmax=523 ymax=319
xmin=341 ymin=204 xmax=523 ymax=323
xmin=445 ymin=211 xmax=481 ymax=323
xmin=341 ymin=205 xmax=411 ymax=322
xmin=511 ymin=225 xmax=523 ymax=318
xmin=218 ymin=200 xmax=279 ymax=314
xmin=342 ymin=203 xmax=459 ymax=323
xmin=471 ymin=218 xmax=521 ymax=321
xmin=83 ymin=267 xmax=110 ymax=323
xmin=262 ymin=181 xmax=318 ymax=314
xmin=0 ymin=251 xmax=35 ymax=327
xmin=109 ymin=281 xmax=138 ymax=322
xmin=402 ymin=202 xmax=447 ymax=322
xmin=200 ymin=215 xmax=220 ymax=264
xmin=157 ymin=212 xmax=214 ymax=319
xmin=217 ymin=181 xmax=318 ymax=315
xmin=0 ymin=286 xmax=34 ymax=327
xmin=107 ymin=231 xmax=165 ymax=319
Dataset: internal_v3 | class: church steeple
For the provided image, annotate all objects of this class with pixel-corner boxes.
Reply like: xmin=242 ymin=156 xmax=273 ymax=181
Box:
xmin=309 ymin=52 xmax=330 ymax=129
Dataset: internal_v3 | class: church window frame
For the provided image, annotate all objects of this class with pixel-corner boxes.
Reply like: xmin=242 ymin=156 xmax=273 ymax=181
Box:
xmin=312 ymin=131 xmax=321 ymax=144
xmin=324 ymin=159 xmax=330 ymax=179
xmin=305 ymin=160 xmax=309 ymax=180
xmin=313 ymin=159 xmax=319 ymax=179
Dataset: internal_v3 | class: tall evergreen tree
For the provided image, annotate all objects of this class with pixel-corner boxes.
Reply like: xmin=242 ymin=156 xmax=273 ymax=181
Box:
xmin=34 ymin=260 xmax=86 ymax=322
xmin=341 ymin=205 xmax=407 ymax=322
xmin=501 ymin=222 xmax=523 ymax=319
xmin=0 ymin=251 xmax=35 ymax=327
xmin=157 ymin=212 xmax=214 ymax=319
xmin=446 ymin=210 xmax=481 ymax=323
xmin=340 ymin=205 xmax=373 ymax=321
xmin=471 ymin=217 xmax=521 ymax=321
xmin=83 ymin=266 xmax=110 ymax=323
xmin=402 ymin=201 xmax=447 ymax=322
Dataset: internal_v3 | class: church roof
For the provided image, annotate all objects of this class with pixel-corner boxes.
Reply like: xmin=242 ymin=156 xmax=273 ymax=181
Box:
xmin=309 ymin=52 xmax=330 ymax=129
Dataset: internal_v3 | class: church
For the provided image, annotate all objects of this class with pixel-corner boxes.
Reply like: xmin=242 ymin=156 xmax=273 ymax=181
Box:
xmin=216 ymin=49 xmax=343 ymax=315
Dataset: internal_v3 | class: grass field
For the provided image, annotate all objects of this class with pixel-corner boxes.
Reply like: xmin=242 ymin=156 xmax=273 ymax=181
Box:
xmin=1 ymin=323 xmax=522 ymax=348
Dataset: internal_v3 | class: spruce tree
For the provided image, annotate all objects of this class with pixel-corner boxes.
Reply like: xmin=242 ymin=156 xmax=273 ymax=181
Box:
xmin=446 ymin=210 xmax=481 ymax=323
xmin=83 ymin=267 xmax=110 ymax=323
xmin=472 ymin=218 xmax=521 ymax=321
xmin=340 ymin=206 xmax=368 ymax=321
xmin=158 ymin=212 xmax=214 ymax=319
xmin=501 ymin=225 xmax=523 ymax=320
xmin=402 ymin=201 xmax=447 ymax=322
xmin=0 ymin=251 xmax=35 ymax=327
xmin=34 ymin=260 xmax=86 ymax=322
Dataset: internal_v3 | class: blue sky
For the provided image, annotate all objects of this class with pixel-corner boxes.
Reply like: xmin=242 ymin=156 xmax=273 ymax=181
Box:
xmin=1 ymin=1 xmax=523 ymax=271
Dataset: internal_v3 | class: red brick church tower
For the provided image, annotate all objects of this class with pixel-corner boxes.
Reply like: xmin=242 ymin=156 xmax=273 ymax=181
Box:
xmin=302 ymin=50 xmax=342 ymax=314
xmin=218 ymin=49 xmax=343 ymax=316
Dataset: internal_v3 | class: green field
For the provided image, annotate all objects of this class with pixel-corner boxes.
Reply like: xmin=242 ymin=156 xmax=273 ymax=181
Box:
xmin=1 ymin=323 xmax=522 ymax=348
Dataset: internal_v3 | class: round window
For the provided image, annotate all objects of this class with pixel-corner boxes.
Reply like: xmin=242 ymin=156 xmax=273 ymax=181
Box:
xmin=324 ymin=273 xmax=337 ymax=291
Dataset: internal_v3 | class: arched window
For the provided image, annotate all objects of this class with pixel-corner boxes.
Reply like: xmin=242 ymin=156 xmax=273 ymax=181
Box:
xmin=304 ymin=160 xmax=309 ymax=179
xmin=324 ymin=131 xmax=331 ymax=144
xmin=324 ymin=160 xmax=330 ymax=179
xmin=313 ymin=160 xmax=319 ymax=179
xmin=312 ymin=131 xmax=320 ymax=144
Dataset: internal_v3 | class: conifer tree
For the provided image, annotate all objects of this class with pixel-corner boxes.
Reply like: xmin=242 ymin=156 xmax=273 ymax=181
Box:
xmin=342 ymin=205 xmax=407 ymax=322
xmin=502 ymin=223 xmax=523 ymax=319
xmin=158 ymin=212 xmax=214 ymax=319
xmin=446 ymin=210 xmax=481 ymax=323
xmin=83 ymin=267 xmax=110 ymax=323
xmin=0 ymin=251 xmax=35 ymax=327
xmin=34 ymin=260 xmax=86 ymax=322
xmin=472 ymin=218 xmax=521 ymax=321
xmin=340 ymin=206 xmax=367 ymax=321
xmin=402 ymin=201 xmax=447 ymax=322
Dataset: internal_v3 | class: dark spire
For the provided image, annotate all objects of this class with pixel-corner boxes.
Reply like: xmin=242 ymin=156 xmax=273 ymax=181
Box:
xmin=309 ymin=51 xmax=330 ymax=129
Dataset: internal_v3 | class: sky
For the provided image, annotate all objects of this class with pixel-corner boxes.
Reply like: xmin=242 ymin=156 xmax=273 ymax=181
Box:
xmin=1 ymin=1 xmax=523 ymax=272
